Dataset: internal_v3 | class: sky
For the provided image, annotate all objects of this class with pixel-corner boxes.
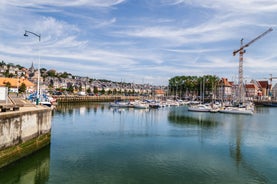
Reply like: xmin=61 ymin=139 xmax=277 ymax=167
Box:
xmin=0 ymin=0 xmax=277 ymax=85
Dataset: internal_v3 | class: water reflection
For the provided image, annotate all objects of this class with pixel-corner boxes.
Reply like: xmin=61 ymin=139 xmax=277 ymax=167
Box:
xmin=2 ymin=104 xmax=275 ymax=184
xmin=255 ymin=106 xmax=271 ymax=114
xmin=229 ymin=122 xmax=269 ymax=183
xmin=53 ymin=102 xmax=106 ymax=116
xmin=168 ymin=110 xmax=220 ymax=128
xmin=0 ymin=145 xmax=50 ymax=184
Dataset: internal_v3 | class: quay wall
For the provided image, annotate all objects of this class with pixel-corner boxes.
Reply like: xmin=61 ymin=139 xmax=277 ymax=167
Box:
xmin=253 ymin=100 xmax=277 ymax=106
xmin=54 ymin=95 xmax=140 ymax=103
xmin=0 ymin=106 xmax=52 ymax=168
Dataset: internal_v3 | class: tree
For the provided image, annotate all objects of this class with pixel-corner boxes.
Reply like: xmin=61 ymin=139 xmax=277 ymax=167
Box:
xmin=86 ymin=87 xmax=92 ymax=94
xmin=168 ymin=75 xmax=220 ymax=98
xmin=113 ymin=88 xmax=117 ymax=95
xmin=7 ymin=63 xmax=14 ymax=68
xmin=5 ymin=82 xmax=11 ymax=92
xmin=93 ymin=86 xmax=98 ymax=95
xmin=48 ymin=79 xmax=54 ymax=89
xmin=16 ymin=64 xmax=24 ymax=70
xmin=19 ymin=83 xmax=27 ymax=93
xmin=47 ymin=69 xmax=56 ymax=77
xmin=60 ymin=72 xmax=69 ymax=78
xmin=0 ymin=60 xmax=6 ymax=66
xmin=78 ymin=84 xmax=82 ymax=92
xmin=101 ymin=88 xmax=105 ymax=95
xmin=107 ymin=89 xmax=112 ymax=95
xmin=4 ymin=69 xmax=9 ymax=77
xmin=67 ymin=84 xmax=74 ymax=93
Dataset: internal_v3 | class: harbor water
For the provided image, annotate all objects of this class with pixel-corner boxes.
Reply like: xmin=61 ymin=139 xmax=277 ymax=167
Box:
xmin=0 ymin=103 xmax=277 ymax=184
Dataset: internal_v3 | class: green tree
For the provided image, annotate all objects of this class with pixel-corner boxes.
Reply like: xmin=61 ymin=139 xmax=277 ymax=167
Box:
xmin=67 ymin=84 xmax=74 ymax=93
xmin=16 ymin=64 xmax=24 ymax=69
xmin=93 ymin=86 xmax=98 ymax=95
xmin=60 ymin=72 xmax=69 ymax=78
xmin=47 ymin=69 xmax=56 ymax=77
xmin=19 ymin=83 xmax=27 ymax=93
xmin=86 ymin=87 xmax=92 ymax=94
xmin=7 ymin=63 xmax=14 ymax=68
xmin=168 ymin=75 xmax=219 ymax=98
xmin=4 ymin=69 xmax=9 ymax=77
xmin=107 ymin=89 xmax=112 ymax=95
xmin=0 ymin=60 xmax=6 ymax=66
xmin=5 ymin=81 xmax=11 ymax=92
xmin=101 ymin=88 xmax=105 ymax=95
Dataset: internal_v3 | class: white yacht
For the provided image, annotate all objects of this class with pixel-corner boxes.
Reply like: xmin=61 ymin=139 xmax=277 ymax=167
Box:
xmin=188 ymin=104 xmax=211 ymax=112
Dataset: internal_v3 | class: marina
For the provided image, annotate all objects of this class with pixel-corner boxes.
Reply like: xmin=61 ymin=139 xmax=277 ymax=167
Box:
xmin=0 ymin=103 xmax=276 ymax=184
xmin=1 ymin=1 xmax=277 ymax=184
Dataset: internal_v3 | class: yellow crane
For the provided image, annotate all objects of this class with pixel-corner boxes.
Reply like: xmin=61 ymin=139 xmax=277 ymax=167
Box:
xmin=233 ymin=27 xmax=273 ymax=102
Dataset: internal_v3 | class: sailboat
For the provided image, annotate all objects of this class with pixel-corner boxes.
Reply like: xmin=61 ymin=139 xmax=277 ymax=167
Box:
xmin=219 ymin=103 xmax=254 ymax=115
xmin=219 ymin=83 xmax=255 ymax=115
xmin=188 ymin=77 xmax=212 ymax=112
xmin=188 ymin=104 xmax=211 ymax=112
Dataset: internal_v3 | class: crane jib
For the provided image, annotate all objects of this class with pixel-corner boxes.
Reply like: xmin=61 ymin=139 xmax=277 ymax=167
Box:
xmin=233 ymin=27 xmax=273 ymax=56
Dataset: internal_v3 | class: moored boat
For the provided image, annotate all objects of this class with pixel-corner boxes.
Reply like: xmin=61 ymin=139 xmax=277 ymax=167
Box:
xmin=149 ymin=103 xmax=160 ymax=109
xmin=219 ymin=106 xmax=254 ymax=115
xmin=109 ymin=100 xmax=132 ymax=108
xmin=188 ymin=104 xmax=211 ymax=112
xmin=133 ymin=101 xmax=149 ymax=109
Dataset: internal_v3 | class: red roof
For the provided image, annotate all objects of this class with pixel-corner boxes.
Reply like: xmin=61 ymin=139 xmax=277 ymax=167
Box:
xmin=245 ymin=84 xmax=257 ymax=89
xmin=220 ymin=78 xmax=232 ymax=87
xmin=257 ymin=81 xmax=269 ymax=88
xmin=155 ymin=89 xmax=165 ymax=94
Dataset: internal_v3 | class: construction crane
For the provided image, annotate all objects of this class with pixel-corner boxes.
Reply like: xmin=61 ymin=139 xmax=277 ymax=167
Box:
xmin=267 ymin=74 xmax=277 ymax=97
xmin=233 ymin=27 xmax=273 ymax=102
xmin=269 ymin=74 xmax=277 ymax=86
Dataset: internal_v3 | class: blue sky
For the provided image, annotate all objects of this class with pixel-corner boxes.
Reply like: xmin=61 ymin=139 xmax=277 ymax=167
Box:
xmin=0 ymin=0 xmax=277 ymax=85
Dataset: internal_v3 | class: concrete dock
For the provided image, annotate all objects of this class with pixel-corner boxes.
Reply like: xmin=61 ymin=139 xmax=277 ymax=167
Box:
xmin=0 ymin=102 xmax=52 ymax=168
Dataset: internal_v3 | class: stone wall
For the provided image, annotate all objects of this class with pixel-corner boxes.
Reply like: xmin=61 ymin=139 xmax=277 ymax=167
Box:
xmin=54 ymin=95 xmax=140 ymax=103
xmin=0 ymin=107 xmax=52 ymax=168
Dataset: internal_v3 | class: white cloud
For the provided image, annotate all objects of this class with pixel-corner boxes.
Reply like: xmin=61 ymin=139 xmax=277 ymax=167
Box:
xmin=164 ymin=0 xmax=277 ymax=13
xmin=4 ymin=0 xmax=126 ymax=8
xmin=0 ymin=0 xmax=276 ymax=85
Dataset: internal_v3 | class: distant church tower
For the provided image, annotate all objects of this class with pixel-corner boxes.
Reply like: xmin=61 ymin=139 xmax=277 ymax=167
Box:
xmin=29 ymin=62 xmax=35 ymax=73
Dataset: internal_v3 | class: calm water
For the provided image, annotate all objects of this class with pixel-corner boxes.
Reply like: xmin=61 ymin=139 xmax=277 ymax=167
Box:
xmin=0 ymin=103 xmax=277 ymax=184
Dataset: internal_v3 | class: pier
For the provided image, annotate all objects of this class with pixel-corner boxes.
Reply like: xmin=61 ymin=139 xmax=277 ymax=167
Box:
xmin=253 ymin=99 xmax=277 ymax=106
xmin=0 ymin=105 xmax=52 ymax=168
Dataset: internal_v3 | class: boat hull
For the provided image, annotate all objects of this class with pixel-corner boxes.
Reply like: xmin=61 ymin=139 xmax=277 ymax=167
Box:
xmin=219 ymin=107 xmax=254 ymax=115
xmin=187 ymin=104 xmax=211 ymax=112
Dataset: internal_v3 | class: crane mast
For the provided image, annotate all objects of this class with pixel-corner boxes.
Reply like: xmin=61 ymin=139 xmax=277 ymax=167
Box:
xmin=233 ymin=28 xmax=273 ymax=103
xmin=269 ymin=74 xmax=277 ymax=85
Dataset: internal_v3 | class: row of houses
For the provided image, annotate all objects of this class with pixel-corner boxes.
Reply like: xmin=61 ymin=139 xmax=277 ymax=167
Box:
xmin=0 ymin=64 xmax=27 ymax=78
xmin=0 ymin=63 xmax=276 ymax=100
xmin=218 ymin=78 xmax=277 ymax=101
xmin=0 ymin=75 xmax=160 ymax=96
xmin=1 ymin=75 xmax=276 ymax=101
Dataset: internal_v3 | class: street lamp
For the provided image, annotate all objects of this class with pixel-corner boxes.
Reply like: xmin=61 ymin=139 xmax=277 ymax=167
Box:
xmin=24 ymin=30 xmax=41 ymax=105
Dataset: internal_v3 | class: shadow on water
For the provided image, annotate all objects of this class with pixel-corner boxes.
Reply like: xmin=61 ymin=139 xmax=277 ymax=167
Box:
xmin=0 ymin=145 xmax=50 ymax=184
xmin=53 ymin=102 xmax=107 ymax=116
xmin=167 ymin=110 xmax=220 ymax=128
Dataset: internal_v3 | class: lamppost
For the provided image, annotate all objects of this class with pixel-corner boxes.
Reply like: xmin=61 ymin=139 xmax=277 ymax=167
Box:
xmin=24 ymin=30 xmax=41 ymax=105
